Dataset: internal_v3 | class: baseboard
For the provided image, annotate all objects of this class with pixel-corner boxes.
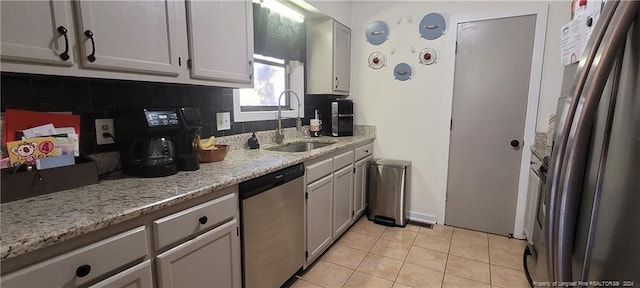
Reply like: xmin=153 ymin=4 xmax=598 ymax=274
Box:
xmin=409 ymin=211 xmax=438 ymax=225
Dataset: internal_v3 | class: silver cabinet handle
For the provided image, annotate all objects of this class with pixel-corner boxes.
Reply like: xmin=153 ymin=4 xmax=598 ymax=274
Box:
xmin=335 ymin=77 xmax=339 ymax=89
xmin=248 ymin=60 xmax=254 ymax=80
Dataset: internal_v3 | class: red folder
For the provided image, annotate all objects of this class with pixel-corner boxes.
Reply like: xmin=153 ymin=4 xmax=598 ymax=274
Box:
xmin=3 ymin=109 xmax=81 ymax=144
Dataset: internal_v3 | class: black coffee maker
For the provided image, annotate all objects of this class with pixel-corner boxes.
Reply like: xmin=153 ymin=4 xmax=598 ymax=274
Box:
xmin=175 ymin=107 xmax=202 ymax=171
xmin=115 ymin=109 xmax=180 ymax=177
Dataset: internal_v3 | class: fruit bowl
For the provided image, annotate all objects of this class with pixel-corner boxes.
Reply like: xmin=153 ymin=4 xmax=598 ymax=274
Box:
xmin=198 ymin=145 xmax=229 ymax=163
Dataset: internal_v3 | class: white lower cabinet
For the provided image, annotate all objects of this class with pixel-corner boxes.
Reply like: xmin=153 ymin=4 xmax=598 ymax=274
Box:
xmin=89 ymin=260 xmax=153 ymax=288
xmin=304 ymin=142 xmax=373 ymax=268
xmin=305 ymin=174 xmax=334 ymax=263
xmin=2 ymin=226 xmax=148 ymax=288
xmin=353 ymin=155 xmax=373 ymax=219
xmin=155 ymin=219 xmax=241 ymax=288
xmin=1 ymin=189 xmax=240 ymax=288
xmin=333 ymin=165 xmax=353 ymax=238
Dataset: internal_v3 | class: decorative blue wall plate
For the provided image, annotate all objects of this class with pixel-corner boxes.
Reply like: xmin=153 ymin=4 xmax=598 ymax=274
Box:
xmin=419 ymin=13 xmax=446 ymax=40
xmin=366 ymin=20 xmax=389 ymax=45
xmin=393 ymin=63 xmax=412 ymax=81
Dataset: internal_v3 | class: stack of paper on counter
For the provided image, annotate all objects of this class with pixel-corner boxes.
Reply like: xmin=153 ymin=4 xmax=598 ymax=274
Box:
xmin=5 ymin=124 xmax=79 ymax=170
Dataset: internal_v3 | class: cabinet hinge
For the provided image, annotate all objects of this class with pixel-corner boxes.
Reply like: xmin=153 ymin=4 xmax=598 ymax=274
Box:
xmin=305 ymin=192 xmax=308 ymax=199
xmin=187 ymin=59 xmax=192 ymax=69
xmin=305 ymin=251 xmax=308 ymax=258
xmin=178 ymin=57 xmax=182 ymax=67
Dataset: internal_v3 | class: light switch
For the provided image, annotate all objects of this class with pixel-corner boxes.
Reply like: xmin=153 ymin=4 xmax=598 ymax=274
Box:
xmin=216 ymin=112 xmax=231 ymax=130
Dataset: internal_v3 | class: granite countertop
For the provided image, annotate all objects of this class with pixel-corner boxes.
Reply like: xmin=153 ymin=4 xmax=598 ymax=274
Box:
xmin=1 ymin=131 xmax=375 ymax=261
xmin=531 ymin=132 xmax=552 ymax=160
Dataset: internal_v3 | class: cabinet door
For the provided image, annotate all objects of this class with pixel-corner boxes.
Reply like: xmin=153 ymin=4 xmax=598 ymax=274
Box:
xmin=524 ymin=167 xmax=541 ymax=241
xmin=1 ymin=0 xmax=75 ymax=65
xmin=333 ymin=165 xmax=353 ymax=238
xmin=89 ymin=260 xmax=153 ymax=288
xmin=306 ymin=174 xmax=333 ymax=263
xmin=156 ymin=219 xmax=241 ymax=288
xmin=186 ymin=0 xmax=253 ymax=84
xmin=75 ymin=1 xmax=180 ymax=76
xmin=354 ymin=156 xmax=372 ymax=219
xmin=332 ymin=21 xmax=350 ymax=93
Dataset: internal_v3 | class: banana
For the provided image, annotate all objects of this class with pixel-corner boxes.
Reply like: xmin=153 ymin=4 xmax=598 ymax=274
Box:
xmin=202 ymin=136 xmax=215 ymax=147
xmin=196 ymin=135 xmax=217 ymax=151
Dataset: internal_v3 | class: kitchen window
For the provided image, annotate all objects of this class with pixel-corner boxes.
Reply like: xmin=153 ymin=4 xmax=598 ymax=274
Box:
xmin=233 ymin=55 xmax=304 ymax=122
xmin=233 ymin=1 xmax=305 ymax=122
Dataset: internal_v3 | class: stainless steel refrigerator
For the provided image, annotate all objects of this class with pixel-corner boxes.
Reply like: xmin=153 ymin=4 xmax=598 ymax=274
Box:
xmin=529 ymin=1 xmax=640 ymax=286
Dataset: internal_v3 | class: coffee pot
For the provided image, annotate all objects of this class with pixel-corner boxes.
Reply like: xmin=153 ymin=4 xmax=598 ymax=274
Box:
xmin=116 ymin=109 xmax=180 ymax=178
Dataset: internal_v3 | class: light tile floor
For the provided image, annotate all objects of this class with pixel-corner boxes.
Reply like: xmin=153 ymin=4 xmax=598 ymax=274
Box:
xmin=294 ymin=217 xmax=529 ymax=288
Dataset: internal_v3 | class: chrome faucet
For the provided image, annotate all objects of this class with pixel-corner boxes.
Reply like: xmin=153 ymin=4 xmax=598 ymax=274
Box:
xmin=276 ymin=90 xmax=302 ymax=144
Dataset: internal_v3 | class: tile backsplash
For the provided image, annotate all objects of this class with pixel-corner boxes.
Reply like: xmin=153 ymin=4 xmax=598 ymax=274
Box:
xmin=1 ymin=72 xmax=332 ymax=154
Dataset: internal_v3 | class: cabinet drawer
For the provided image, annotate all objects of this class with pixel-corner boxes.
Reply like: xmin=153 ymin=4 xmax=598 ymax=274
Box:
xmin=2 ymin=226 xmax=148 ymax=288
xmin=306 ymin=157 xmax=333 ymax=184
xmin=333 ymin=150 xmax=354 ymax=170
xmin=153 ymin=192 xmax=236 ymax=250
xmin=89 ymin=260 xmax=153 ymax=288
xmin=354 ymin=143 xmax=373 ymax=161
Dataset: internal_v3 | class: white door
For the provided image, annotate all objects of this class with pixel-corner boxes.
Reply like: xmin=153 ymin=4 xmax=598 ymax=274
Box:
xmin=1 ymin=0 xmax=75 ymax=65
xmin=89 ymin=261 xmax=153 ymax=288
xmin=186 ymin=0 xmax=253 ymax=83
xmin=446 ymin=15 xmax=536 ymax=236
xmin=75 ymin=1 xmax=181 ymax=76
xmin=306 ymin=175 xmax=333 ymax=263
xmin=333 ymin=165 xmax=353 ymax=237
xmin=155 ymin=220 xmax=241 ymax=288
xmin=333 ymin=21 xmax=350 ymax=93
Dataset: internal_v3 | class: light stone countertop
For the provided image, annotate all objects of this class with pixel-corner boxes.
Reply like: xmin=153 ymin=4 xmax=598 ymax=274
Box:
xmin=0 ymin=130 xmax=375 ymax=261
xmin=531 ymin=132 xmax=552 ymax=161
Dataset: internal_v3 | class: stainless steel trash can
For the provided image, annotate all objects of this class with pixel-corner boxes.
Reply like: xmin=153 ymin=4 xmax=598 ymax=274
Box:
xmin=367 ymin=159 xmax=411 ymax=227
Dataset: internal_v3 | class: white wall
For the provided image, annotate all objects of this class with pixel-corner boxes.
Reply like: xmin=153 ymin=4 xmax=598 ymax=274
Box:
xmin=349 ymin=1 xmax=570 ymax=223
xmin=538 ymin=1 xmax=571 ymax=133
xmin=306 ymin=0 xmax=352 ymax=27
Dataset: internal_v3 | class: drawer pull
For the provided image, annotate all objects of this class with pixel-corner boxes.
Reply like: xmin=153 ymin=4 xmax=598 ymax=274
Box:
xmin=365 ymin=150 xmax=369 ymax=153
xmin=199 ymin=216 xmax=208 ymax=225
xmin=76 ymin=264 xmax=91 ymax=278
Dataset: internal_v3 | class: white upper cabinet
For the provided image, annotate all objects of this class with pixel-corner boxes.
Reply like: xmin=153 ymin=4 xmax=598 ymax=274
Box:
xmin=307 ymin=18 xmax=351 ymax=95
xmin=0 ymin=0 xmax=75 ymax=66
xmin=74 ymin=0 xmax=181 ymax=76
xmin=333 ymin=22 xmax=351 ymax=93
xmin=186 ymin=0 xmax=254 ymax=84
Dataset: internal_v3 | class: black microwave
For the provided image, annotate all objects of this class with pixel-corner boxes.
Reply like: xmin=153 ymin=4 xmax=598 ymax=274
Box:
xmin=330 ymin=100 xmax=353 ymax=137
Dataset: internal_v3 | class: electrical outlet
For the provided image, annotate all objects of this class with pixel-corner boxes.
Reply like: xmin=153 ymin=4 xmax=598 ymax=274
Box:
xmin=95 ymin=119 xmax=115 ymax=145
xmin=216 ymin=112 xmax=231 ymax=130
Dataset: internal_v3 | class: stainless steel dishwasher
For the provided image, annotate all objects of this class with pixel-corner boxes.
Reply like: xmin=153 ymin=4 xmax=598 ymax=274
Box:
xmin=239 ymin=163 xmax=304 ymax=288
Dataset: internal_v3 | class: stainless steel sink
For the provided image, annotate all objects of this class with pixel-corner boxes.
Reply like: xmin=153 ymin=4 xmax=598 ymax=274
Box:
xmin=266 ymin=141 xmax=337 ymax=153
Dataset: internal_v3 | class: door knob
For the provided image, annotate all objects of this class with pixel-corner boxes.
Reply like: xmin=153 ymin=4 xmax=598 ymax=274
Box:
xmin=510 ymin=140 xmax=520 ymax=148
